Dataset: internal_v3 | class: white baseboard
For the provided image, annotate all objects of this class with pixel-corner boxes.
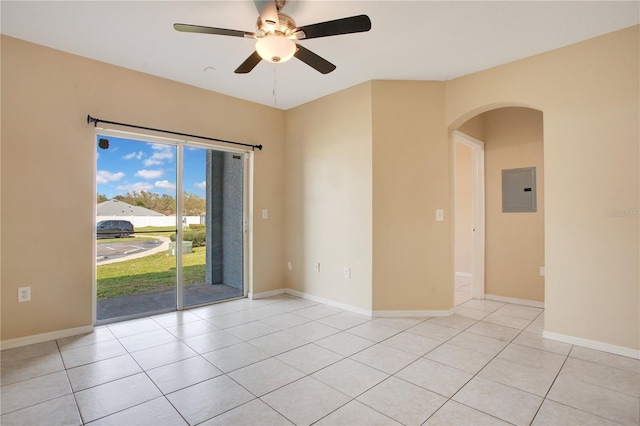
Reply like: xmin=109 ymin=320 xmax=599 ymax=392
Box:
xmin=543 ymin=330 xmax=640 ymax=360
xmin=248 ymin=288 xmax=286 ymax=300
xmin=283 ymin=289 xmax=457 ymax=318
xmin=455 ymin=272 xmax=472 ymax=278
xmin=373 ymin=309 xmax=453 ymax=318
xmin=1 ymin=325 xmax=94 ymax=350
xmin=284 ymin=289 xmax=372 ymax=317
xmin=485 ymin=294 xmax=544 ymax=309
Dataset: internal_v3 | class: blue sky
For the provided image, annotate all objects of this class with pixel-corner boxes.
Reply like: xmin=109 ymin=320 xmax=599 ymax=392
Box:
xmin=96 ymin=135 xmax=206 ymax=199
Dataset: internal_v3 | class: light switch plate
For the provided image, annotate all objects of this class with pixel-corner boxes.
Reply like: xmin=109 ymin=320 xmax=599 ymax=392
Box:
xmin=436 ymin=209 xmax=444 ymax=221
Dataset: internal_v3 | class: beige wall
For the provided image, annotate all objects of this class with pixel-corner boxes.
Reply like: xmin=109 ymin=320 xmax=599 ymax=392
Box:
xmin=455 ymin=142 xmax=473 ymax=275
xmin=285 ymin=80 xmax=452 ymax=313
xmin=3 ymin=24 xmax=638 ymax=353
xmin=458 ymin=115 xmax=485 ymax=141
xmin=446 ymin=26 xmax=639 ymax=350
xmin=284 ymin=83 xmax=373 ymax=310
xmin=1 ymin=36 xmax=286 ymax=341
xmin=371 ymin=81 xmax=451 ymax=311
xmin=483 ymin=107 xmax=545 ymax=302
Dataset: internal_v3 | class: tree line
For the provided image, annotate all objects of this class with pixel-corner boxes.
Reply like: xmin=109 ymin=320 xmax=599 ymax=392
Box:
xmin=97 ymin=191 xmax=206 ymax=216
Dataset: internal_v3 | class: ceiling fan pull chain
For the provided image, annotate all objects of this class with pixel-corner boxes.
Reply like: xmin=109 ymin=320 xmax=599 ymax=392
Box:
xmin=273 ymin=67 xmax=277 ymax=107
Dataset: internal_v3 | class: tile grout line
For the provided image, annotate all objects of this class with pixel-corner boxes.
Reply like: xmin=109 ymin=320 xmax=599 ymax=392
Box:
xmin=435 ymin=307 xmax=630 ymax=425
xmin=400 ymin=308 xmax=508 ymax=424
xmin=0 ymin=299 xmax=494 ymax=423
xmin=0 ymin=299 xmax=446 ymax=423
xmin=419 ymin=304 xmax=544 ymax=424
xmin=301 ymin=313 xmax=470 ymax=425
xmin=108 ymin=303 xmax=612 ymax=425
xmin=186 ymin=299 xmax=341 ymax=425
xmin=155 ymin=298 xmax=327 ymax=425
xmin=78 ymin=319 xmax=188 ymax=426
xmin=528 ymin=344 xmax=571 ymax=426
xmin=0 ymin=345 xmax=84 ymax=422
xmin=3 ymin=298 xmax=637 ymax=425
xmin=306 ymin=302 xmax=526 ymax=424
xmin=192 ymin=300 xmax=396 ymax=425
xmin=54 ymin=339 xmax=86 ymax=426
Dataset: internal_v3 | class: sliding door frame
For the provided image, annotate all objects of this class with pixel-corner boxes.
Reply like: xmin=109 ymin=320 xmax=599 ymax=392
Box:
xmin=93 ymin=128 xmax=253 ymax=323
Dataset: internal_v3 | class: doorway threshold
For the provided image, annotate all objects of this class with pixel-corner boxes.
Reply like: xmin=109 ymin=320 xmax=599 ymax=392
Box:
xmin=96 ymin=284 xmax=243 ymax=323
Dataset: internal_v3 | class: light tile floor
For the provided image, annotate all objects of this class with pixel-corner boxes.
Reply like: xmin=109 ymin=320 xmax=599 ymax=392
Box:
xmin=1 ymin=294 xmax=639 ymax=425
xmin=455 ymin=275 xmax=473 ymax=306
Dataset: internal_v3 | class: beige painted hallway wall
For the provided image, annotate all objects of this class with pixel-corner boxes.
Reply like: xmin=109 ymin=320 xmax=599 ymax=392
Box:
xmin=446 ymin=26 xmax=638 ymax=351
xmin=1 ymin=36 xmax=286 ymax=341
xmin=457 ymin=108 xmax=544 ymax=304
xmin=483 ymin=107 xmax=545 ymax=302
xmin=284 ymin=80 xmax=452 ymax=313
xmin=284 ymin=83 xmax=373 ymax=311
xmin=372 ymin=81 xmax=451 ymax=312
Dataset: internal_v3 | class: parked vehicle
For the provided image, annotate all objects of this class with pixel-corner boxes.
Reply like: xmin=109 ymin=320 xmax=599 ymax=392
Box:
xmin=96 ymin=220 xmax=134 ymax=238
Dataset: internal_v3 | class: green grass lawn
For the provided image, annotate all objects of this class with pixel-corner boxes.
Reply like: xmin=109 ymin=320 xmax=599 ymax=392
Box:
xmin=134 ymin=226 xmax=179 ymax=236
xmin=97 ymin=246 xmax=206 ymax=299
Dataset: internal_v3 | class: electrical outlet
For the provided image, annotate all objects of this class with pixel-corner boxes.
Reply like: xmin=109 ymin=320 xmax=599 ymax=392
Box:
xmin=287 ymin=261 xmax=293 ymax=271
xmin=344 ymin=267 xmax=351 ymax=279
xmin=18 ymin=287 xmax=31 ymax=302
xmin=539 ymin=266 xmax=545 ymax=277
xmin=315 ymin=262 xmax=320 ymax=272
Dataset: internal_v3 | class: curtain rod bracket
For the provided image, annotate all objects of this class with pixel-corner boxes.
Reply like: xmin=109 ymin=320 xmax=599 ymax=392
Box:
xmin=85 ymin=114 xmax=262 ymax=151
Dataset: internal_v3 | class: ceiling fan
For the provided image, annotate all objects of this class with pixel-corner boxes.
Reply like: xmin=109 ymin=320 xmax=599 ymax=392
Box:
xmin=173 ymin=0 xmax=372 ymax=74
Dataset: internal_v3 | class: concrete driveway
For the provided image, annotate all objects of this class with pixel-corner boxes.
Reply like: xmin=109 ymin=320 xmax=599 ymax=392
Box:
xmin=97 ymin=236 xmax=171 ymax=265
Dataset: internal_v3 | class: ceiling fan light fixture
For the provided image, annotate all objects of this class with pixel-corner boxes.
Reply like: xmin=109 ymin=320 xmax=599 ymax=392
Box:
xmin=256 ymin=34 xmax=296 ymax=63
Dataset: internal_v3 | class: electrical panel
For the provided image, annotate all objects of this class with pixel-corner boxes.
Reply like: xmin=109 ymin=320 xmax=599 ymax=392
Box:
xmin=502 ymin=167 xmax=537 ymax=213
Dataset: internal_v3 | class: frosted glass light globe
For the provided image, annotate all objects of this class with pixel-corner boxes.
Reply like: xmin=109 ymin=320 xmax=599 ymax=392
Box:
xmin=256 ymin=34 xmax=296 ymax=63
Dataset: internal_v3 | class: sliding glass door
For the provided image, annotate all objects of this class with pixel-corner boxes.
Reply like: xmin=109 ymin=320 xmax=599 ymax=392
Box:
xmin=180 ymin=146 xmax=245 ymax=308
xmin=95 ymin=132 xmax=247 ymax=323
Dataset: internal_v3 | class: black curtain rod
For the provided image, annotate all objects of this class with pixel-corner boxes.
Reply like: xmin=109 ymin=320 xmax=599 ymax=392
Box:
xmin=87 ymin=115 xmax=262 ymax=151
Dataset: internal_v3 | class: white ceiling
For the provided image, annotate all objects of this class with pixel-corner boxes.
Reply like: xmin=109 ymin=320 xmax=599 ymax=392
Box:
xmin=2 ymin=1 xmax=638 ymax=110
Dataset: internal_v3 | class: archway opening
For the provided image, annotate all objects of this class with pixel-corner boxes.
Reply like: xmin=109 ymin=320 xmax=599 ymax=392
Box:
xmin=453 ymin=106 xmax=545 ymax=308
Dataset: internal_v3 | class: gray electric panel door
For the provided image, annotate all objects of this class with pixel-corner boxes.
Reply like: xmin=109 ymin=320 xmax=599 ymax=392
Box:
xmin=502 ymin=167 xmax=537 ymax=212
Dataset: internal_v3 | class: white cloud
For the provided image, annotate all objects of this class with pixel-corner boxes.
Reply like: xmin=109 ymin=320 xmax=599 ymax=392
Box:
xmin=194 ymin=181 xmax=206 ymax=190
xmin=143 ymin=147 xmax=174 ymax=167
xmin=116 ymin=182 xmax=153 ymax=192
xmin=135 ymin=169 xmax=164 ymax=179
xmin=96 ymin=170 xmax=125 ymax=184
xmin=123 ymin=151 xmax=144 ymax=160
xmin=155 ymin=180 xmax=176 ymax=191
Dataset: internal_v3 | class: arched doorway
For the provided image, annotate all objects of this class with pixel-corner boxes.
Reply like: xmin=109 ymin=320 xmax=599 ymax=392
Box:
xmin=452 ymin=106 xmax=545 ymax=307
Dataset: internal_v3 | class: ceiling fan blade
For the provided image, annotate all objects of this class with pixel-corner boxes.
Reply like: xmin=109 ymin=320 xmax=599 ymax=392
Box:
xmin=294 ymin=44 xmax=336 ymax=74
xmin=253 ymin=0 xmax=280 ymax=30
xmin=174 ymin=23 xmax=255 ymax=38
xmin=235 ymin=51 xmax=263 ymax=74
xmin=295 ymin=15 xmax=371 ymax=40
